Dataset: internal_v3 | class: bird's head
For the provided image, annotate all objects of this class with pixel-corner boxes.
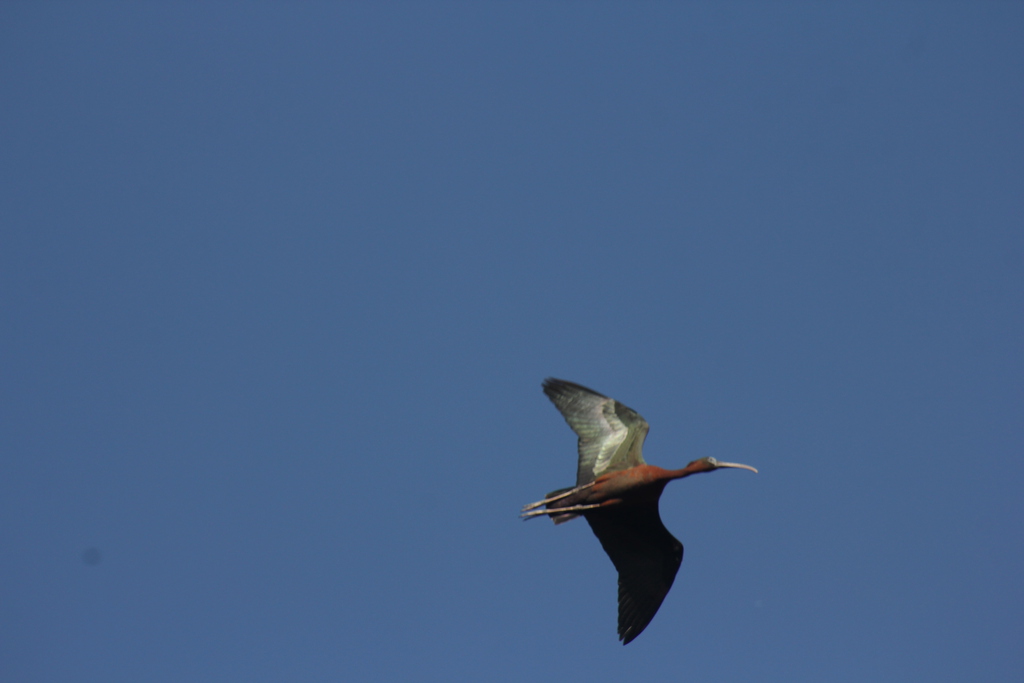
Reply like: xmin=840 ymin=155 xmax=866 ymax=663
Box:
xmin=688 ymin=457 xmax=759 ymax=474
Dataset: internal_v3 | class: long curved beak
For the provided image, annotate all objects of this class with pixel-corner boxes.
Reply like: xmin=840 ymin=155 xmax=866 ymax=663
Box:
xmin=716 ymin=461 xmax=758 ymax=473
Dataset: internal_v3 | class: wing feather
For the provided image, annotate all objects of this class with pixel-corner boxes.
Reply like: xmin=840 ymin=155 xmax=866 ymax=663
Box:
xmin=585 ymin=504 xmax=684 ymax=644
xmin=542 ymin=378 xmax=649 ymax=485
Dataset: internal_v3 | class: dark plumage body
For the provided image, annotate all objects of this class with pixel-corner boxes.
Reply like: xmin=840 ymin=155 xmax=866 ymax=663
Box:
xmin=522 ymin=378 xmax=757 ymax=644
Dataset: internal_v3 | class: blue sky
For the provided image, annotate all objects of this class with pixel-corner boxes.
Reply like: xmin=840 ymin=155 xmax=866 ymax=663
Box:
xmin=2 ymin=3 xmax=1021 ymax=681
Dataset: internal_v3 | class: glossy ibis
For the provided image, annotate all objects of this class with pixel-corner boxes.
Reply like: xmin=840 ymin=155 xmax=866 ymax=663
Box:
xmin=522 ymin=378 xmax=757 ymax=644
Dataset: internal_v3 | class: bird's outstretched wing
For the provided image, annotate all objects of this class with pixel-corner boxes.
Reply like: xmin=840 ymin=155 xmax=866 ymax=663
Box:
xmin=542 ymin=378 xmax=649 ymax=486
xmin=585 ymin=504 xmax=684 ymax=644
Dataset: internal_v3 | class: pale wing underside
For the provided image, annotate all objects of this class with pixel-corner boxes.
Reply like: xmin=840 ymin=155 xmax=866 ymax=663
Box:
xmin=542 ymin=378 xmax=649 ymax=485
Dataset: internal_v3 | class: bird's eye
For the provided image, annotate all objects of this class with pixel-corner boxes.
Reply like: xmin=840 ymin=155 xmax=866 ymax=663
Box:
xmin=705 ymin=457 xmax=718 ymax=465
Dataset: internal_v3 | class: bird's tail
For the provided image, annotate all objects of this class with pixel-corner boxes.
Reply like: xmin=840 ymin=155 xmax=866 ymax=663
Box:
xmin=544 ymin=487 xmax=583 ymax=525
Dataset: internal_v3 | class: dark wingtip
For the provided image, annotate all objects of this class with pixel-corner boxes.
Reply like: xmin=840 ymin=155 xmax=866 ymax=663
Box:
xmin=542 ymin=377 xmax=607 ymax=400
xmin=541 ymin=377 xmax=569 ymax=392
xmin=541 ymin=377 xmax=568 ymax=402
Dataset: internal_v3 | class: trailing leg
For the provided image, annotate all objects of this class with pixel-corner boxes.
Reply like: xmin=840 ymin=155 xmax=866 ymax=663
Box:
xmin=519 ymin=502 xmax=603 ymax=519
xmin=520 ymin=481 xmax=595 ymax=512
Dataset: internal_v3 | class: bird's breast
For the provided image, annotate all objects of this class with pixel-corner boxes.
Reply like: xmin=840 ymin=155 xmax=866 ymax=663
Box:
xmin=592 ymin=466 xmax=669 ymax=505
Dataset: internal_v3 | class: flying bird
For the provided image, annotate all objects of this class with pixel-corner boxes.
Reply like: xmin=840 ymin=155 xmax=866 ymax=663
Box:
xmin=522 ymin=378 xmax=757 ymax=644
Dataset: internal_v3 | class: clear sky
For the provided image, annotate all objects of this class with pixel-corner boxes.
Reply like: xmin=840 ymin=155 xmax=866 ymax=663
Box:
xmin=2 ymin=3 xmax=1021 ymax=681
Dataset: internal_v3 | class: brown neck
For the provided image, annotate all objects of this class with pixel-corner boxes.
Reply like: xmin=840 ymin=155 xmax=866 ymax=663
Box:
xmin=665 ymin=460 xmax=716 ymax=481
